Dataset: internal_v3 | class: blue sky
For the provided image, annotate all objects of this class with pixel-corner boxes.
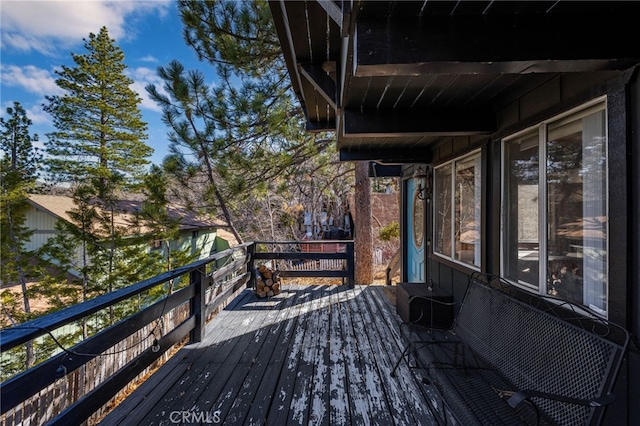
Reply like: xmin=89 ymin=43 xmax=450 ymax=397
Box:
xmin=1 ymin=0 xmax=210 ymax=165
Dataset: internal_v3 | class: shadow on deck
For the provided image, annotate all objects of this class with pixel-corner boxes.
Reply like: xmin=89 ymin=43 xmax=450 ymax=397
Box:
xmin=100 ymin=284 xmax=438 ymax=425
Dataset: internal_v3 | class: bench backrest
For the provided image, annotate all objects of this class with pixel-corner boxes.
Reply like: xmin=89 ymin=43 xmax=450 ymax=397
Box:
xmin=454 ymin=274 xmax=629 ymax=425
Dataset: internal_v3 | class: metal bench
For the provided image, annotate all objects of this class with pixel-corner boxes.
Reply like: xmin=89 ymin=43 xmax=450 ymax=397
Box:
xmin=391 ymin=272 xmax=629 ymax=425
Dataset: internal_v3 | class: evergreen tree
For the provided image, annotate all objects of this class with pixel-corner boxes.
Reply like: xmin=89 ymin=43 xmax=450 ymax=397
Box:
xmin=43 ymin=26 xmax=153 ymax=306
xmin=44 ymin=26 xmax=151 ymax=196
xmin=149 ymin=1 xmax=344 ymax=248
xmin=147 ymin=61 xmax=244 ymax=244
xmin=0 ymin=102 xmax=41 ymax=366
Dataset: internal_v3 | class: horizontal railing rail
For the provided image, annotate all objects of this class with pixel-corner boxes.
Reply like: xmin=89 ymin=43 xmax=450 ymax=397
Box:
xmin=0 ymin=243 xmax=253 ymax=425
xmin=251 ymin=240 xmax=355 ymax=287
xmin=0 ymin=239 xmax=355 ymax=425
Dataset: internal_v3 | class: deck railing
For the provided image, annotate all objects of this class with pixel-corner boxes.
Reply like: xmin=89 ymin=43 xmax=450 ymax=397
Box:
xmin=252 ymin=240 xmax=355 ymax=287
xmin=0 ymin=240 xmax=354 ymax=425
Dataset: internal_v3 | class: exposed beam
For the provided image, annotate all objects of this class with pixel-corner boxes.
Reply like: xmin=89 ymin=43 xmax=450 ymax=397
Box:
xmin=316 ymin=0 xmax=351 ymax=37
xmin=306 ymin=119 xmax=336 ymax=132
xmin=343 ymin=108 xmax=495 ymax=138
xmin=272 ymin=1 xmax=307 ymax=101
xmin=298 ymin=63 xmax=337 ymax=110
xmin=355 ymin=12 xmax=640 ymax=76
xmin=368 ymin=163 xmax=402 ymax=177
xmin=340 ymin=147 xmax=431 ymax=163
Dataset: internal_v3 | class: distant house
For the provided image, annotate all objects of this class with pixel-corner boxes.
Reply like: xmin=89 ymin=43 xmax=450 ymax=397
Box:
xmin=25 ymin=194 xmax=237 ymax=276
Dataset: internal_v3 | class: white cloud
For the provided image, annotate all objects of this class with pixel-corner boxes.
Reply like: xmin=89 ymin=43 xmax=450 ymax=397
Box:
xmin=0 ymin=65 xmax=63 ymax=96
xmin=139 ymin=55 xmax=158 ymax=63
xmin=127 ymin=66 xmax=167 ymax=113
xmin=0 ymin=0 xmax=171 ymax=55
xmin=25 ymin=103 xmax=51 ymax=126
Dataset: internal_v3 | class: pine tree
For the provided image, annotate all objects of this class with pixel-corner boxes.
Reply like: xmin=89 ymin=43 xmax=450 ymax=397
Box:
xmin=43 ymin=26 xmax=154 ymax=316
xmin=148 ymin=1 xmax=344 ymax=245
xmin=175 ymin=0 xmax=373 ymax=281
xmin=44 ymin=26 xmax=151 ymax=196
xmin=0 ymin=102 xmax=41 ymax=367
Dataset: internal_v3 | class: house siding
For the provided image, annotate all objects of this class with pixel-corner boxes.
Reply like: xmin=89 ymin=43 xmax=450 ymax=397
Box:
xmin=404 ymin=68 xmax=639 ymax=424
xmin=23 ymin=202 xmax=229 ymax=275
xmin=24 ymin=205 xmax=60 ymax=253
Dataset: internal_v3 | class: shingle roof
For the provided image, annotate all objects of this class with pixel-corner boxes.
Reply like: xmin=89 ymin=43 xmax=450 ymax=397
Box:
xmin=27 ymin=194 xmax=230 ymax=237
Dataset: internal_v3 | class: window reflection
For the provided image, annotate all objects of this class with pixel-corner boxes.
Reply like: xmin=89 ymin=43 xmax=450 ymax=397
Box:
xmin=413 ymin=191 xmax=424 ymax=248
xmin=504 ymin=131 xmax=540 ymax=287
xmin=434 ymin=164 xmax=452 ymax=257
xmin=434 ymin=153 xmax=482 ymax=268
xmin=503 ymin=103 xmax=608 ymax=316
xmin=546 ymin=110 xmax=607 ymax=312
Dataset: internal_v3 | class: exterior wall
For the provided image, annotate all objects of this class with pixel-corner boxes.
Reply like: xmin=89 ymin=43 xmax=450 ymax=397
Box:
xmin=24 ymin=204 xmax=225 ymax=271
xmin=402 ymin=68 xmax=639 ymax=424
xmin=24 ymin=205 xmax=60 ymax=254
xmin=164 ymin=229 xmax=217 ymax=260
xmin=24 ymin=205 xmax=84 ymax=275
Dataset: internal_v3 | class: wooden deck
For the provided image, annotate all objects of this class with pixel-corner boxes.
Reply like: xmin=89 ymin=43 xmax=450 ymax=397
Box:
xmin=100 ymin=284 xmax=438 ymax=426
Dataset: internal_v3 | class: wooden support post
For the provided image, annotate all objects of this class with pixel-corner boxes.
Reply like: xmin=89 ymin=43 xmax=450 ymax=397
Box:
xmin=346 ymin=242 xmax=355 ymax=288
xmin=247 ymin=243 xmax=256 ymax=288
xmin=190 ymin=267 xmax=206 ymax=343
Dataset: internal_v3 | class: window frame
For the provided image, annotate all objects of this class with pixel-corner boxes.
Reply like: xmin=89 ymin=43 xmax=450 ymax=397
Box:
xmin=500 ymin=97 xmax=609 ymax=317
xmin=432 ymin=149 xmax=483 ymax=270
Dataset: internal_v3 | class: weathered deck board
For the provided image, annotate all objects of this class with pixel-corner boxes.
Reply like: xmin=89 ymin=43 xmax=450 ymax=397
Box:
xmin=100 ymin=284 xmax=437 ymax=426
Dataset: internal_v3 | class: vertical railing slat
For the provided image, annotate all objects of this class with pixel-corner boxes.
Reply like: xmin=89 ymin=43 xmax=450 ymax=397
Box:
xmin=190 ymin=267 xmax=206 ymax=343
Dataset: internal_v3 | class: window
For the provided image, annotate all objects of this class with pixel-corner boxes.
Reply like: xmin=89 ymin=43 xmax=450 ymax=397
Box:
xmin=502 ymin=100 xmax=608 ymax=316
xmin=434 ymin=151 xmax=482 ymax=268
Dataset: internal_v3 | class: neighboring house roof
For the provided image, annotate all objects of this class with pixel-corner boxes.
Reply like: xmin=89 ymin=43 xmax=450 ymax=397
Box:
xmin=27 ymin=194 xmax=232 ymax=240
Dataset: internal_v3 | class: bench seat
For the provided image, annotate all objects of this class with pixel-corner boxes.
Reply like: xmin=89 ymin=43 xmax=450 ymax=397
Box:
xmin=392 ymin=273 xmax=629 ymax=426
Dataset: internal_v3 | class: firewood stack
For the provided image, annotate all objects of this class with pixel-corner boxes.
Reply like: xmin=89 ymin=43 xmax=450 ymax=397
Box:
xmin=255 ymin=264 xmax=282 ymax=298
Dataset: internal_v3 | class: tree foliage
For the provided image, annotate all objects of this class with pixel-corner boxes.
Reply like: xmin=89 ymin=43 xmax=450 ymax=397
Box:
xmin=149 ymin=0 xmax=345 ymax=248
xmin=44 ymin=26 xmax=151 ymax=197
xmin=0 ymin=102 xmax=41 ymax=366
xmin=42 ymin=26 xmax=157 ymax=324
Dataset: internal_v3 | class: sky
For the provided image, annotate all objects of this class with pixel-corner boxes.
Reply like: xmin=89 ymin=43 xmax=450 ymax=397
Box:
xmin=0 ymin=0 xmax=211 ymax=165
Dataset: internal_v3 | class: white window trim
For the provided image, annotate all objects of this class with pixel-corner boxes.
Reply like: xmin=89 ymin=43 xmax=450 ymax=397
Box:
xmin=433 ymin=149 xmax=482 ymax=270
xmin=500 ymin=96 xmax=609 ymax=317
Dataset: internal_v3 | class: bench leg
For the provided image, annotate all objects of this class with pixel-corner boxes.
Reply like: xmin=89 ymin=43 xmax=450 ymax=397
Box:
xmin=391 ymin=345 xmax=413 ymax=377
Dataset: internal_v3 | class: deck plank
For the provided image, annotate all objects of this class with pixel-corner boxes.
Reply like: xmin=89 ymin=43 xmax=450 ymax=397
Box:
xmin=223 ymin=285 xmax=301 ymax=424
xmin=361 ymin=287 xmax=437 ymax=425
xmin=328 ymin=285 xmax=350 ymax=425
xmin=265 ymin=285 xmax=319 ymax=425
xmin=100 ymin=284 xmax=438 ymax=426
xmin=243 ymin=285 xmax=307 ymax=425
xmin=286 ymin=284 xmax=326 ymax=426
xmin=306 ymin=285 xmax=333 ymax=426
xmin=337 ymin=286 xmax=372 ymax=424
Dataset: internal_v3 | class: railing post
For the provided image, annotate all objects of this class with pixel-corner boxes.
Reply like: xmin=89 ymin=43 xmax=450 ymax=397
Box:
xmin=346 ymin=241 xmax=355 ymax=288
xmin=190 ymin=267 xmax=206 ymax=343
xmin=247 ymin=243 xmax=256 ymax=288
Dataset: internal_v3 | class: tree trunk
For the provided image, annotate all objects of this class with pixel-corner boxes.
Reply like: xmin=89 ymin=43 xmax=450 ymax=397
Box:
xmin=6 ymin=208 xmax=34 ymax=367
xmin=354 ymin=161 xmax=373 ymax=285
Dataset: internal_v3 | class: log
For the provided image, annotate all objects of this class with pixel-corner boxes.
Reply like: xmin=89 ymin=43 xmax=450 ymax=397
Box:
xmin=265 ymin=279 xmax=273 ymax=287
